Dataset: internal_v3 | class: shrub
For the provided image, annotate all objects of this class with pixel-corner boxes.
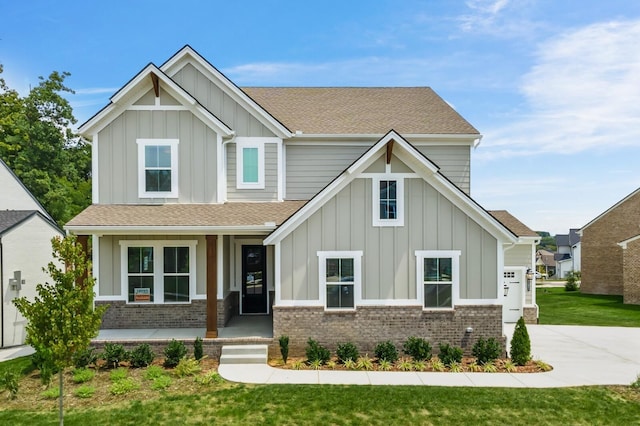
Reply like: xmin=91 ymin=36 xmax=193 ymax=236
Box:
xmin=109 ymin=367 xmax=128 ymax=382
xmin=356 ymin=355 xmax=374 ymax=371
xmin=1 ymin=370 xmax=20 ymax=400
xmin=631 ymin=374 xmax=640 ymax=388
xmin=73 ymin=347 xmax=99 ymax=369
xmin=510 ymin=317 xmax=531 ymax=366
xmin=483 ymin=362 xmax=497 ymax=373
xmin=291 ymin=360 xmax=305 ymax=370
xmin=195 ymin=371 xmax=224 ymax=385
xmin=438 ymin=343 xmax=463 ymax=367
xmin=430 ymin=358 xmax=445 ymax=372
xmin=336 ymin=342 xmax=360 ymax=364
xmin=278 ymin=335 xmax=289 ymax=364
xmin=309 ymin=359 xmax=323 ymax=370
xmin=565 ymin=271 xmax=580 ymax=291
xmin=194 ymin=337 xmax=204 ymax=361
xmin=102 ymin=343 xmax=129 ymax=369
xmin=143 ymin=365 xmax=166 ymax=380
xmin=397 ymin=358 xmax=413 ymax=371
xmin=413 ymin=360 xmax=427 ymax=371
xmin=174 ymin=357 xmax=201 ymax=378
xmin=472 ymin=337 xmax=502 ymax=365
xmin=449 ymin=361 xmax=463 ymax=373
xmin=374 ymin=341 xmax=398 ymax=363
xmin=41 ymin=387 xmax=60 ymax=399
xmin=305 ymin=338 xmax=330 ymax=365
xmin=130 ymin=343 xmax=155 ymax=368
xmin=378 ymin=359 xmax=392 ymax=371
xmin=72 ymin=368 xmax=95 ymax=384
xmin=403 ymin=336 xmax=432 ymax=361
xmin=163 ymin=339 xmax=187 ymax=368
xmin=32 ymin=350 xmax=57 ymax=386
xmin=109 ymin=378 xmax=140 ymax=395
xmin=151 ymin=375 xmax=172 ymax=390
xmin=74 ymin=385 xmax=96 ymax=398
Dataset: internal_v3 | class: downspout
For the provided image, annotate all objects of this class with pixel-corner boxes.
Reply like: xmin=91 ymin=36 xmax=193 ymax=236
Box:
xmin=1 ymin=237 xmax=4 ymax=348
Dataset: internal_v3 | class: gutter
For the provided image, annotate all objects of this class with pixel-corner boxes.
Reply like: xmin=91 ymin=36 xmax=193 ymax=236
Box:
xmin=1 ymin=238 xmax=4 ymax=348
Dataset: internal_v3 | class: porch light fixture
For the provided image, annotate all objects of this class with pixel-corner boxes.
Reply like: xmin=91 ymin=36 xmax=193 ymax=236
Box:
xmin=503 ymin=284 xmax=509 ymax=297
xmin=525 ymin=269 xmax=534 ymax=292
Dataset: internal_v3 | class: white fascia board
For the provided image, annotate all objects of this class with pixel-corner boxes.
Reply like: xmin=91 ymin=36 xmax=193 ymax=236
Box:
xmin=64 ymin=225 xmax=275 ymax=236
xmin=160 ymin=46 xmax=292 ymax=139
xmin=618 ymin=233 xmax=640 ymax=249
xmin=290 ymin=133 xmax=480 ymax=142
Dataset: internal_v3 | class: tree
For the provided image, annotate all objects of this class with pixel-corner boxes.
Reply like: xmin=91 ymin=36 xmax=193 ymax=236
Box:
xmin=510 ymin=317 xmax=531 ymax=366
xmin=13 ymin=235 xmax=106 ymax=425
xmin=0 ymin=65 xmax=91 ymax=226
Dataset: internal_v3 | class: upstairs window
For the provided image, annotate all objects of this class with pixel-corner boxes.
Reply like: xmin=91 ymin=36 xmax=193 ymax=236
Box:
xmin=137 ymin=139 xmax=179 ymax=198
xmin=372 ymin=177 xmax=404 ymax=226
xmin=236 ymin=139 xmax=265 ymax=189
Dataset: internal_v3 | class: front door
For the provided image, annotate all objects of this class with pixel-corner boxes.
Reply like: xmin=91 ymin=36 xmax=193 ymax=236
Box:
xmin=242 ymin=245 xmax=267 ymax=314
xmin=503 ymin=269 xmax=523 ymax=323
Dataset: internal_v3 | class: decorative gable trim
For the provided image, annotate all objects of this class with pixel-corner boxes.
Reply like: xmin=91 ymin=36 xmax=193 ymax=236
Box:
xmin=78 ymin=63 xmax=233 ymax=137
xmin=160 ymin=45 xmax=292 ymax=139
xmin=264 ymin=130 xmax=517 ymax=245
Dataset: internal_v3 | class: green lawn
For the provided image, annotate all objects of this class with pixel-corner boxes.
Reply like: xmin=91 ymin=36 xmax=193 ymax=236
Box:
xmin=537 ymin=287 xmax=640 ymax=326
xmin=0 ymin=382 xmax=638 ymax=425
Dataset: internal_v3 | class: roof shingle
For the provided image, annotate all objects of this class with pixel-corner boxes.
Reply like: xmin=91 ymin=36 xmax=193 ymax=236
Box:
xmin=488 ymin=210 xmax=538 ymax=238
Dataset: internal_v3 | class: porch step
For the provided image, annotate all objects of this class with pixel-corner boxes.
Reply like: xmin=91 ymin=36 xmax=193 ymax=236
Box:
xmin=219 ymin=344 xmax=268 ymax=364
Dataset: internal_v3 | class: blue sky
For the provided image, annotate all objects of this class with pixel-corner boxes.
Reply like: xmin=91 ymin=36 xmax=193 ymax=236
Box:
xmin=2 ymin=0 xmax=640 ymax=235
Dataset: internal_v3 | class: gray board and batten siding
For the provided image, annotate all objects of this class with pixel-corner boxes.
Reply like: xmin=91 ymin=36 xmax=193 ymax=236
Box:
xmin=171 ymin=63 xmax=276 ymax=138
xmin=97 ymin=109 xmax=219 ymax=204
xmin=278 ymin=167 xmax=498 ymax=302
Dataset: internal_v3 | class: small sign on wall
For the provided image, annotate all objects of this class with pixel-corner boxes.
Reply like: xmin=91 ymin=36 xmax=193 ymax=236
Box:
xmin=134 ymin=288 xmax=151 ymax=302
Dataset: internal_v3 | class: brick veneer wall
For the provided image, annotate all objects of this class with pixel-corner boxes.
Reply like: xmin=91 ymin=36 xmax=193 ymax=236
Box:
xmin=273 ymin=305 xmax=504 ymax=357
xmin=581 ymin=190 xmax=640 ymax=296
xmin=622 ymin=240 xmax=640 ymax=305
xmin=218 ymin=292 xmax=239 ymax=327
xmin=97 ymin=300 xmax=206 ymax=329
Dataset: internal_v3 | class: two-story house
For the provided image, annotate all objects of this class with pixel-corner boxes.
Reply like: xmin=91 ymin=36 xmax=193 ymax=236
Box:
xmin=66 ymin=46 xmax=537 ymax=353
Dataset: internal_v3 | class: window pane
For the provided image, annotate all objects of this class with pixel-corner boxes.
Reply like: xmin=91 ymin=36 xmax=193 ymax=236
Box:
xmin=163 ymin=247 xmax=188 ymax=273
xmin=437 ymin=283 xmax=452 ymax=308
xmin=128 ymin=247 xmax=153 ymax=273
xmin=326 ymin=284 xmax=354 ymax=308
xmin=380 ymin=180 xmax=388 ymax=199
xmin=340 ymin=258 xmax=354 ymax=282
xmin=243 ymin=147 xmax=259 ymax=183
xmin=129 ymin=276 xmax=154 ymax=302
xmin=157 ymin=145 xmax=171 ymax=167
xmin=388 ymin=180 xmax=396 ymax=199
xmin=439 ymin=258 xmax=452 ymax=281
xmin=424 ymin=283 xmax=438 ymax=308
xmin=164 ymin=276 xmax=189 ymax=302
xmin=424 ymin=258 xmax=439 ymax=281
xmin=326 ymin=285 xmax=340 ymax=308
xmin=326 ymin=259 xmax=340 ymax=282
xmin=157 ymin=170 xmax=172 ymax=192
xmin=387 ymin=200 xmax=397 ymax=219
xmin=145 ymin=146 xmax=158 ymax=167
xmin=340 ymin=284 xmax=354 ymax=308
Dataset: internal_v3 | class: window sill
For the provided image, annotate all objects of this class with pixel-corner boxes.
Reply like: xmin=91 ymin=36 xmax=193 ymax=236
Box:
xmin=324 ymin=308 xmax=357 ymax=314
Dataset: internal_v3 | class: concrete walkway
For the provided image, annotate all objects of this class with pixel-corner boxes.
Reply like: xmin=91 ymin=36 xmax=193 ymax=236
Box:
xmin=3 ymin=325 xmax=640 ymax=387
xmin=219 ymin=325 xmax=640 ymax=387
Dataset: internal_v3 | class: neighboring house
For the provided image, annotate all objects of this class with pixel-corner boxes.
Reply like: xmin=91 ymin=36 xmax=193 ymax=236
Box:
xmin=536 ymin=249 xmax=556 ymax=278
xmin=0 ymin=158 xmax=64 ymax=347
xmin=488 ymin=210 xmax=540 ymax=323
xmin=581 ymin=188 xmax=640 ymax=304
xmin=554 ymin=229 xmax=581 ymax=278
xmin=65 ymin=45 xmax=537 ymax=353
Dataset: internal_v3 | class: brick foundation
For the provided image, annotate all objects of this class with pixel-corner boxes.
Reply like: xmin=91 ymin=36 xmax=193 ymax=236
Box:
xmin=273 ymin=304 xmax=504 ymax=357
xmin=98 ymin=300 xmax=207 ymax=329
xmin=523 ymin=306 xmax=538 ymax=324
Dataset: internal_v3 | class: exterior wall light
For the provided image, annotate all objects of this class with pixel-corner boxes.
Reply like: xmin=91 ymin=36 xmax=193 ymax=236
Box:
xmin=525 ymin=269 xmax=534 ymax=292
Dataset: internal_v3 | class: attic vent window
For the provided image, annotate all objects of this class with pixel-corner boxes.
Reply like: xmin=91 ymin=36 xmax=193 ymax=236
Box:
xmin=372 ymin=176 xmax=404 ymax=227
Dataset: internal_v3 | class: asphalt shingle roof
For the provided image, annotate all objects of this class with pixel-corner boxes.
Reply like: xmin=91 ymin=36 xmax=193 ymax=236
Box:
xmin=0 ymin=210 xmax=37 ymax=234
xmin=242 ymin=87 xmax=480 ymax=135
xmin=488 ymin=210 xmax=538 ymax=238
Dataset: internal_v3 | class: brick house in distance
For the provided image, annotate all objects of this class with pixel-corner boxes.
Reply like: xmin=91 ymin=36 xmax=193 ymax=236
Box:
xmin=581 ymin=188 xmax=640 ymax=304
xmin=66 ymin=45 xmax=538 ymax=353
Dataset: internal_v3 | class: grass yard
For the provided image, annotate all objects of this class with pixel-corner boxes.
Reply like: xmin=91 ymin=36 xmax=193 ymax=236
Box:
xmin=537 ymin=287 xmax=640 ymax=326
xmin=0 ymin=356 xmax=639 ymax=425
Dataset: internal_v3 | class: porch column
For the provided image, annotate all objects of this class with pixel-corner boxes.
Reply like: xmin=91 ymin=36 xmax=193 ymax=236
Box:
xmin=76 ymin=235 xmax=89 ymax=286
xmin=206 ymin=235 xmax=218 ymax=338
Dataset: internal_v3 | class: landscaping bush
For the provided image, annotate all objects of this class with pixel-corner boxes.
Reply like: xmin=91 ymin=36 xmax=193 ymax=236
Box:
xmin=305 ymin=338 xmax=331 ymax=364
xmin=510 ymin=317 xmax=531 ymax=366
xmin=130 ymin=343 xmax=155 ymax=368
xmin=163 ymin=339 xmax=187 ymax=368
xmin=72 ymin=368 xmax=95 ymax=384
xmin=174 ymin=357 xmax=201 ymax=378
xmin=279 ymin=335 xmax=289 ymax=364
xmin=102 ymin=343 xmax=129 ymax=369
xmin=374 ymin=341 xmax=398 ymax=363
xmin=403 ymin=336 xmax=432 ymax=361
xmin=73 ymin=347 xmax=99 ymax=369
xmin=31 ymin=350 xmax=57 ymax=385
xmin=472 ymin=337 xmax=502 ymax=365
xmin=74 ymin=385 xmax=96 ymax=398
xmin=438 ymin=343 xmax=463 ymax=367
xmin=194 ymin=337 xmax=204 ymax=361
xmin=143 ymin=365 xmax=166 ymax=381
xmin=109 ymin=378 xmax=139 ymax=395
xmin=1 ymin=369 xmax=20 ymax=400
xmin=565 ymin=271 xmax=580 ymax=292
xmin=336 ymin=342 xmax=360 ymax=364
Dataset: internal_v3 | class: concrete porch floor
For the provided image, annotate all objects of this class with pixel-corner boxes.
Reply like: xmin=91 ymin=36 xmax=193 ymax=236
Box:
xmin=95 ymin=315 xmax=273 ymax=340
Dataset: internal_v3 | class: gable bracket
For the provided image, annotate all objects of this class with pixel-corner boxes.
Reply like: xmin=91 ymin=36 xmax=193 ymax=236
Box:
xmin=151 ymin=73 xmax=160 ymax=98
xmin=386 ymin=139 xmax=395 ymax=164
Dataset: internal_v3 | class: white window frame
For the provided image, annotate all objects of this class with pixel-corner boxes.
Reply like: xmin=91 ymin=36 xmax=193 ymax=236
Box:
xmin=318 ymin=251 xmax=363 ymax=311
xmin=137 ymin=138 xmax=179 ymax=198
xmin=236 ymin=138 xmax=265 ymax=189
xmin=120 ymin=240 xmax=197 ymax=304
xmin=415 ymin=250 xmax=461 ymax=310
xmin=372 ymin=176 xmax=404 ymax=227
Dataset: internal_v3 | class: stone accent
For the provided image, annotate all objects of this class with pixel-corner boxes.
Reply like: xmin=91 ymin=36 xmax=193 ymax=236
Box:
xmin=218 ymin=292 xmax=239 ymax=327
xmin=273 ymin=304 xmax=504 ymax=357
xmin=523 ymin=306 xmax=538 ymax=324
xmin=581 ymin=190 xmax=640 ymax=296
xmin=622 ymin=239 xmax=640 ymax=305
xmin=98 ymin=300 xmax=206 ymax=329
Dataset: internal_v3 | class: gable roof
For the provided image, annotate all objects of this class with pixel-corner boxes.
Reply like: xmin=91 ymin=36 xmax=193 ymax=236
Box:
xmin=0 ymin=210 xmax=63 ymax=236
xmin=160 ymin=45 xmax=292 ymax=138
xmin=78 ymin=63 xmax=233 ymax=137
xmin=488 ymin=210 xmax=538 ymax=238
xmin=242 ymin=87 xmax=480 ymax=136
xmin=265 ymin=130 xmax=516 ymax=245
xmin=581 ymin=187 xmax=640 ymax=232
xmin=0 ymin=158 xmax=55 ymax=222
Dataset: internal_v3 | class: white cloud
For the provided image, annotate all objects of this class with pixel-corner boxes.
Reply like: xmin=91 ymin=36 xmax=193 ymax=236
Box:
xmin=478 ymin=19 xmax=640 ymax=160
xmin=74 ymin=87 xmax=119 ymax=95
xmin=457 ymin=0 xmax=539 ymax=37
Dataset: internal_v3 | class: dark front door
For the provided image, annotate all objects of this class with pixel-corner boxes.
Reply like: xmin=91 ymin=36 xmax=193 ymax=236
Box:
xmin=242 ymin=245 xmax=267 ymax=314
